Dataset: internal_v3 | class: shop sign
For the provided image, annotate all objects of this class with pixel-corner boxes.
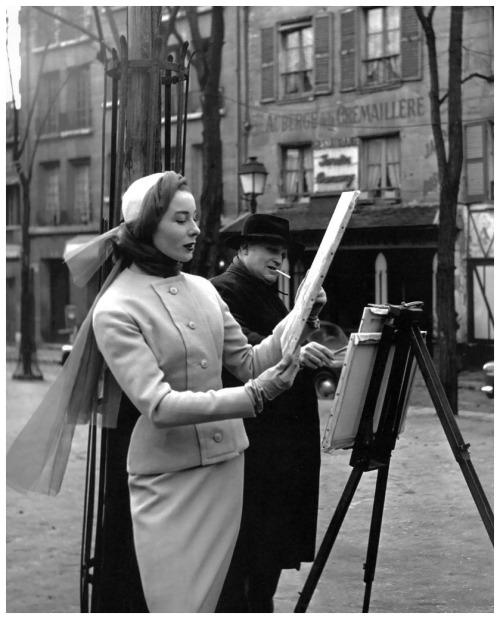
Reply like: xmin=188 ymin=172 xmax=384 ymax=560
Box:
xmin=313 ymin=146 xmax=358 ymax=193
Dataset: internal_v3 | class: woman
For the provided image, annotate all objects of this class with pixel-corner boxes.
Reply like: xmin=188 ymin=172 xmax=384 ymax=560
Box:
xmin=80 ymin=171 xmax=323 ymax=612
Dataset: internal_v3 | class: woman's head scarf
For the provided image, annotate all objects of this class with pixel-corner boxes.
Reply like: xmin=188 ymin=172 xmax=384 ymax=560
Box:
xmin=7 ymin=172 xmax=187 ymax=495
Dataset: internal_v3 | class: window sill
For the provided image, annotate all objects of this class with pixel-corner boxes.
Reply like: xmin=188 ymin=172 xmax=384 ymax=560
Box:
xmin=276 ymin=196 xmax=311 ymax=209
xmin=30 ymin=224 xmax=101 ymax=236
xmin=358 ymin=81 xmax=403 ymax=93
xmin=40 ymin=128 xmax=93 ymax=141
xmin=277 ymin=95 xmax=316 ymax=105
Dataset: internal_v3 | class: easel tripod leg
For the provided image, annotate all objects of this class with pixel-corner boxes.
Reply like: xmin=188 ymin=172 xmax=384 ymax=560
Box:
xmin=295 ymin=467 xmax=364 ymax=613
xmin=410 ymin=325 xmax=494 ymax=544
xmin=362 ymin=464 xmax=390 ymax=613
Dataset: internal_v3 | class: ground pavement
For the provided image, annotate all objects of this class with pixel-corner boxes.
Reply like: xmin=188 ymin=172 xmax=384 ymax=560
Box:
xmin=5 ymin=349 xmax=494 ymax=613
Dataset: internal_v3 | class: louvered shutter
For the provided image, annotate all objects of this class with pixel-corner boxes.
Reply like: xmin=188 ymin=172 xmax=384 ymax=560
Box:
xmin=401 ymin=7 xmax=422 ymax=80
xmin=340 ymin=10 xmax=356 ymax=91
xmin=314 ymin=12 xmax=333 ymax=94
xmin=261 ymin=27 xmax=276 ymax=102
xmin=465 ymin=123 xmax=486 ymax=202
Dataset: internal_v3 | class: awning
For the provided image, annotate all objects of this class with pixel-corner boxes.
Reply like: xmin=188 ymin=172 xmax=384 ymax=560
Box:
xmin=220 ymin=203 xmax=439 ymax=236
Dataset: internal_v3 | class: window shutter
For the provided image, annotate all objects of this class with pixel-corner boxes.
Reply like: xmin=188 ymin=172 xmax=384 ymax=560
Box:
xmin=261 ymin=27 xmax=276 ymax=102
xmin=340 ymin=10 xmax=356 ymax=91
xmin=465 ymin=123 xmax=486 ymax=202
xmin=401 ymin=7 xmax=422 ymax=80
xmin=314 ymin=12 xmax=333 ymax=94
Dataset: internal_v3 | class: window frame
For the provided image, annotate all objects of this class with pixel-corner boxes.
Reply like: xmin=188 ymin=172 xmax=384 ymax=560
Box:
xmin=40 ymin=162 xmax=61 ymax=226
xmin=69 ymin=158 xmax=92 ymax=224
xmin=278 ymin=19 xmax=315 ymax=102
xmin=279 ymin=143 xmax=314 ymax=200
xmin=360 ymin=133 xmax=401 ymax=200
xmin=464 ymin=120 xmax=494 ymax=203
xmin=361 ymin=7 xmax=402 ymax=89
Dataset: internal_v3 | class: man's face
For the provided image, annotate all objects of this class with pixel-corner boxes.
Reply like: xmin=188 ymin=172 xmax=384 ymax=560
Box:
xmin=239 ymin=241 xmax=287 ymax=285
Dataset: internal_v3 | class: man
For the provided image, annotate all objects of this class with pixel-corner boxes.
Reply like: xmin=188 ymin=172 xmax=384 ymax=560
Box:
xmin=211 ymin=214 xmax=335 ymax=612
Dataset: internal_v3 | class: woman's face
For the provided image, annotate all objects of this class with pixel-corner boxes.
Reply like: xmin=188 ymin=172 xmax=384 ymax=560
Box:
xmin=152 ymin=190 xmax=200 ymax=262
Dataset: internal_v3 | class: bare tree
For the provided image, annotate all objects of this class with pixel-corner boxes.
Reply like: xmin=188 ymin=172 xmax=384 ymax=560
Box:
xmin=163 ymin=6 xmax=225 ymax=278
xmin=7 ymin=7 xmax=115 ymax=379
xmin=414 ymin=7 xmax=466 ymax=413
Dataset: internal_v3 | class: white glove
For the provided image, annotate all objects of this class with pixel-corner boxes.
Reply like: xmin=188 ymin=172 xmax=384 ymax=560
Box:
xmin=299 ymin=341 xmax=336 ymax=369
xmin=252 ymin=353 xmax=300 ymax=401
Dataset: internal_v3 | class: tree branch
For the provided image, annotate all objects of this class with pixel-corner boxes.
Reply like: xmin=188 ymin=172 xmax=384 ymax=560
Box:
xmin=439 ymin=72 xmax=494 ymax=105
xmin=33 ymin=7 xmax=113 ymax=53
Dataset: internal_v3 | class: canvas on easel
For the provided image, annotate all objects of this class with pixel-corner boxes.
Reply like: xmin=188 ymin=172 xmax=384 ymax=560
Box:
xmin=323 ymin=306 xmax=419 ymax=452
xmin=294 ymin=302 xmax=493 ymax=614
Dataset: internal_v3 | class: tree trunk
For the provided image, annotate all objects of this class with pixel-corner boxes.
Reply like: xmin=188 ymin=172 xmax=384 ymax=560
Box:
xmin=416 ymin=7 xmax=463 ymax=414
xmin=436 ymin=180 xmax=459 ymax=413
xmin=192 ymin=99 xmax=223 ymax=277
xmin=125 ymin=7 xmax=162 ymax=187
xmin=13 ymin=174 xmax=43 ymax=380
xmin=188 ymin=7 xmax=224 ymax=278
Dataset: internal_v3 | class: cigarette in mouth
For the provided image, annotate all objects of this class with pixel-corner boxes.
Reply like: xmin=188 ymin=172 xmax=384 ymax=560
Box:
xmin=275 ymin=269 xmax=290 ymax=279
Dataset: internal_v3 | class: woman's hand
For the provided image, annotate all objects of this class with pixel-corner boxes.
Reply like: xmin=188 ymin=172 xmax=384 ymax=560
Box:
xmin=253 ymin=353 xmax=300 ymax=401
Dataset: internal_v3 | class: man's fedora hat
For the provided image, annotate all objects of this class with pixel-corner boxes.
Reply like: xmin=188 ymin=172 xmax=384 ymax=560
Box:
xmin=225 ymin=214 xmax=304 ymax=252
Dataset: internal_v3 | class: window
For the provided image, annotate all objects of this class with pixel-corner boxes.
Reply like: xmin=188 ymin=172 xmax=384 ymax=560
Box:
xmin=6 ymin=184 xmax=21 ymax=226
xmin=364 ymin=7 xmax=401 ymax=87
xmin=38 ymin=72 xmax=60 ymax=133
xmin=340 ymin=7 xmax=421 ymax=92
xmin=281 ymin=145 xmax=313 ymax=199
xmin=469 ymin=261 xmax=494 ymax=342
xmin=35 ymin=7 xmax=91 ymax=47
xmin=261 ymin=12 xmax=333 ymax=103
xmin=280 ymin=21 xmax=314 ymax=99
xmin=361 ymin=135 xmax=400 ymax=199
xmin=64 ymin=65 xmax=91 ymax=130
xmin=464 ymin=121 xmax=494 ymax=202
xmin=39 ymin=163 xmax=61 ymax=225
xmin=70 ymin=159 xmax=92 ymax=224
xmin=35 ymin=6 xmax=57 ymax=46
xmin=59 ymin=7 xmax=87 ymax=41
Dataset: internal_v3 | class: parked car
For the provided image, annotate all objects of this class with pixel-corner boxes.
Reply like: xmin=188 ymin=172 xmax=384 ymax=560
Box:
xmin=307 ymin=321 xmax=349 ymax=399
xmin=481 ymin=361 xmax=494 ymax=399
xmin=61 ymin=343 xmax=73 ymax=365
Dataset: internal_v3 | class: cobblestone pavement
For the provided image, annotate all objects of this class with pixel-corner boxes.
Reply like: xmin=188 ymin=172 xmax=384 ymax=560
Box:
xmin=5 ymin=356 xmax=494 ymax=613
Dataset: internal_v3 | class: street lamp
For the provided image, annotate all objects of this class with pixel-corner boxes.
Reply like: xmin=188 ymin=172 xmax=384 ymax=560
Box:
xmin=239 ymin=156 xmax=268 ymax=213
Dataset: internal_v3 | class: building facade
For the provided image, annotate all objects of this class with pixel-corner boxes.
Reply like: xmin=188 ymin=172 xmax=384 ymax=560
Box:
xmin=11 ymin=6 xmax=493 ymax=364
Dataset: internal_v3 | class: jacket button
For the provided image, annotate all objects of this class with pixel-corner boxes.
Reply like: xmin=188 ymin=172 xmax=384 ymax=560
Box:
xmin=188 ymin=321 xmax=196 ymax=329
xmin=169 ymin=286 xmax=178 ymax=295
xmin=200 ymin=359 xmax=208 ymax=368
xmin=213 ymin=432 xmax=223 ymax=442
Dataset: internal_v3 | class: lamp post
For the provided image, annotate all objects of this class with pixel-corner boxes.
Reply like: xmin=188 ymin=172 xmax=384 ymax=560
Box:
xmin=239 ymin=156 xmax=268 ymax=213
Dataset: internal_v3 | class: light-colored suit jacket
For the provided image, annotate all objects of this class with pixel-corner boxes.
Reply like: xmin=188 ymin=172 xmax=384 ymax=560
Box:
xmin=93 ymin=267 xmax=284 ymax=475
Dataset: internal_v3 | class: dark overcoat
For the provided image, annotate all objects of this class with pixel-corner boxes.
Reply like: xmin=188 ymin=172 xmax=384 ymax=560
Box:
xmin=211 ymin=259 xmax=320 ymax=569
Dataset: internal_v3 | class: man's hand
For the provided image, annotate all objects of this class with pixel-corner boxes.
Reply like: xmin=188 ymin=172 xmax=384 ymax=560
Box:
xmin=299 ymin=341 xmax=336 ymax=369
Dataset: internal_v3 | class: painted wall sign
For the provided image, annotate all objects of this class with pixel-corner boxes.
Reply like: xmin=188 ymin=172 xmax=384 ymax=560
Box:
xmin=265 ymin=96 xmax=426 ymax=133
xmin=313 ymin=146 xmax=359 ymax=193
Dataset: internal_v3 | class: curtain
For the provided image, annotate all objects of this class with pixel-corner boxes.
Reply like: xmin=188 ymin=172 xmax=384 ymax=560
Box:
xmin=386 ymin=138 xmax=400 ymax=188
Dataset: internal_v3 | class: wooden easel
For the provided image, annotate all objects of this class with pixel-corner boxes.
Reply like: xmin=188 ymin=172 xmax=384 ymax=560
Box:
xmin=294 ymin=303 xmax=493 ymax=613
